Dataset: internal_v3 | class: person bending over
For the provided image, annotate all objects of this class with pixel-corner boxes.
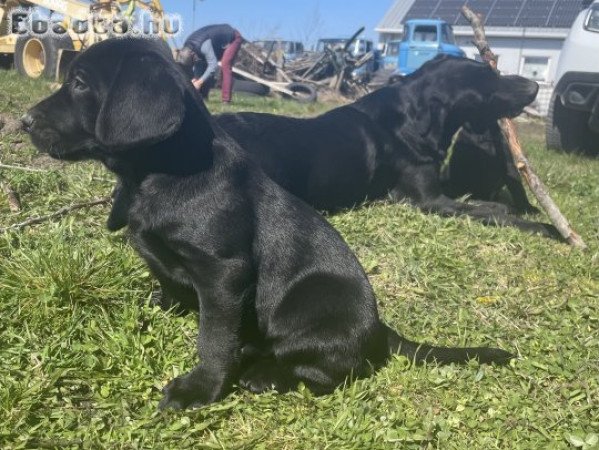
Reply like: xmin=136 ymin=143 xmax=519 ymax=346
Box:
xmin=178 ymin=24 xmax=244 ymax=103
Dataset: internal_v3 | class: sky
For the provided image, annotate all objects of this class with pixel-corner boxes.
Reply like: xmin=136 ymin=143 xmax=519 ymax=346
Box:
xmin=160 ymin=0 xmax=396 ymax=48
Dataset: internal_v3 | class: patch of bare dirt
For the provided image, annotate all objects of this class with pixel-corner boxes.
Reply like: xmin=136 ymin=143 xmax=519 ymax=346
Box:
xmin=0 ymin=113 xmax=22 ymax=134
xmin=30 ymin=154 xmax=68 ymax=170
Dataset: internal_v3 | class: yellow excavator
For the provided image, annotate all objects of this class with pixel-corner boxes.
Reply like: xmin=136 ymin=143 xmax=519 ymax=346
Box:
xmin=0 ymin=0 xmax=169 ymax=79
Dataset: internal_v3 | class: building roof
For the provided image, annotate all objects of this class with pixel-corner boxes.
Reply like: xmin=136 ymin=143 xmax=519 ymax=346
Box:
xmin=377 ymin=0 xmax=588 ymax=32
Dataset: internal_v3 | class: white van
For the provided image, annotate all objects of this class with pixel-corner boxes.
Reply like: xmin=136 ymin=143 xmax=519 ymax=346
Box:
xmin=546 ymin=0 xmax=599 ymax=155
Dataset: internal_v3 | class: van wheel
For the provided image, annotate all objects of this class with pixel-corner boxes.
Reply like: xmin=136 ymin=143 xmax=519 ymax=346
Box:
xmin=546 ymin=92 xmax=599 ymax=155
xmin=14 ymin=30 xmax=74 ymax=79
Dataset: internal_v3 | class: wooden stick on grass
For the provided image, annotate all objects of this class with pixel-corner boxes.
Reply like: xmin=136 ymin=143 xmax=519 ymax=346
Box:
xmin=461 ymin=5 xmax=587 ymax=250
xmin=0 ymin=162 xmax=48 ymax=173
xmin=0 ymin=197 xmax=111 ymax=234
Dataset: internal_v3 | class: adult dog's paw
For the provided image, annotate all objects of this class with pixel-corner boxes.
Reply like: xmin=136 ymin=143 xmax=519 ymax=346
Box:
xmin=540 ymin=224 xmax=564 ymax=240
xmin=516 ymin=204 xmax=541 ymax=215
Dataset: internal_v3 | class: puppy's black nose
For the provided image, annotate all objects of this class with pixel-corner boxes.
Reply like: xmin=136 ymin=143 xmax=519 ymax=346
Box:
xmin=21 ymin=113 xmax=34 ymax=132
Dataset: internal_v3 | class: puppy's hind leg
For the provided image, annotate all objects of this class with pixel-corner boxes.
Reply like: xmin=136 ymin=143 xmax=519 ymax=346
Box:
xmin=238 ymin=356 xmax=298 ymax=394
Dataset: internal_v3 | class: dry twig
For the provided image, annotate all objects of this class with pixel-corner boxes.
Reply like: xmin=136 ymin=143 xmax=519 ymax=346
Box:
xmin=0 ymin=197 xmax=111 ymax=234
xmin=0 ymin=162 xmax=47 ymax=173
xmin=461 ymin=6 xmax=587 ymax=250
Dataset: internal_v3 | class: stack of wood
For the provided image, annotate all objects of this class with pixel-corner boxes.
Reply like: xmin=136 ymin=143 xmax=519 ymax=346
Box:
xmin=235 ymin=40 xmax=374 ymax=100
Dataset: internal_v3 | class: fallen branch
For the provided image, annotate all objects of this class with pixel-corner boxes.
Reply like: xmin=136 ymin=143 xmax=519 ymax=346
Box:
xmin=461 ymin=5 xmax=587 ymax=250
xmin=0 ymin=176 xmax=21 ymax=212
xmin=0 ymin=197 xmax=111 ymax=234
xmin=0 ymin=162 xmax=48 ymax=173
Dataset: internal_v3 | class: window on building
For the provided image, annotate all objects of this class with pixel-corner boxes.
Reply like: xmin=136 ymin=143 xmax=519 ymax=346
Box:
xmin=521 ymin=56 xmax=549 ymax=81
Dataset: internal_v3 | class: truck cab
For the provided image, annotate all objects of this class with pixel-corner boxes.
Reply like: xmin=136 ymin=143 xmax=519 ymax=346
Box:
xmin=382 ymin=40 xmax=400 ymax=69
xmin=395 ymin=19 xmax=465 ymax=76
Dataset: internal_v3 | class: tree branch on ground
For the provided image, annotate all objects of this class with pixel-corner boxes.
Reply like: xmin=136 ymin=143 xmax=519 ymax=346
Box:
xmin=0 ymin=162 xmax=48 ymax=173
xmin=0 ymin=197 xmax=111 ymax=234
xmin=461 ymin=5 xmax=587 ymax=250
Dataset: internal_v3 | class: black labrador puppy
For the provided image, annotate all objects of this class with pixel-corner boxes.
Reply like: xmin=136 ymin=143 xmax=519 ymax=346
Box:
xmin=24 ymin=39 xmax=512 ymax=409
xmin=213 ymin=55 xmax=556 ymax=238
xmin=442 ymin=121 xmax=539 ymax=214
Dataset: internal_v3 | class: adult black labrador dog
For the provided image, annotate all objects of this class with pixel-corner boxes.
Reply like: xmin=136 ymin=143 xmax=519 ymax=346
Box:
xmin=24 ymin=39 xmax=512 ymax=409
xmin=442 ymin=121 xmax=539 ymax=214
xmin=213 ymin=55 xmax=557 ymax=238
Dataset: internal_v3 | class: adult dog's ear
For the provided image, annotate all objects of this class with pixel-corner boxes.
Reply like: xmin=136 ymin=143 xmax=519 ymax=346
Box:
xmin=96 ymin=53 xmax=185 ymax=148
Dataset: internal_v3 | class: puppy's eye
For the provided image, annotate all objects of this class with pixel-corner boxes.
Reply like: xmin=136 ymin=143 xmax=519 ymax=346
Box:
xmin=71 ymin=76 xmax=89 ymax=92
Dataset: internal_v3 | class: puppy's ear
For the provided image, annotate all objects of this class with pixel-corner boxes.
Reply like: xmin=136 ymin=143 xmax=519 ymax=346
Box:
xmin=96 ymin=53 xmax=185 ymax=148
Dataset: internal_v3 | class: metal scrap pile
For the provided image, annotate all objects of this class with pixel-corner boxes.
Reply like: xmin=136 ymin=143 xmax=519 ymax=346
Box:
xmin=233 ymin=28 xmax=377 ymax=103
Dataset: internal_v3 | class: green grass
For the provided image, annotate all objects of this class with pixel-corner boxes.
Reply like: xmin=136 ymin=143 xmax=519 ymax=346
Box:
xmin=0 ymin=71 xmax=598 ymax=449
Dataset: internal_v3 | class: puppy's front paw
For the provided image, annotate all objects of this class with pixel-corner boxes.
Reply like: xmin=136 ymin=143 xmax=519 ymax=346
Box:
xmin=159 ymin=378 xmax=189 ymax=410
xmin=151 ymin=289 xmax=171 ymax=310
xmin=159 ymin=370 xmax=227 ymax=410
xmin=158 ymin=377 xmax=209 ymax=410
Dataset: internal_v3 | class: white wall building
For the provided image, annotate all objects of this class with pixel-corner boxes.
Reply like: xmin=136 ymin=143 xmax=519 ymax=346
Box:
xmin=376 ymin=0 xmax=590 ymax=115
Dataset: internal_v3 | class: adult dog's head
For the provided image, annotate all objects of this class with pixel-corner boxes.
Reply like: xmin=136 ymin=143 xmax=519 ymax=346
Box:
xmin=23 ymin=38 xmax=214 ymax=162
xmin=412 ymin=55 xmax=538 ymax=131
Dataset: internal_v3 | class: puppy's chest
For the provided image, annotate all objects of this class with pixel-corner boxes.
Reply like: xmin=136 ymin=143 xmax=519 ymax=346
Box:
xmin=128 ymin=184 xmax=253 ymax=255
xmin=128 ymin=193 xmax=216 ymax=239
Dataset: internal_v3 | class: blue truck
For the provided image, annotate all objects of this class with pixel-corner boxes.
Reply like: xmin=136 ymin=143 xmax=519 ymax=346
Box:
xmin=384 ymin=19 xmax=465 ymax=75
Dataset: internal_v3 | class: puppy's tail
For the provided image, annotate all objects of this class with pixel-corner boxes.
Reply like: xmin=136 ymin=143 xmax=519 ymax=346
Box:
xmin=384 ymin=324 xmax=513 ymax=365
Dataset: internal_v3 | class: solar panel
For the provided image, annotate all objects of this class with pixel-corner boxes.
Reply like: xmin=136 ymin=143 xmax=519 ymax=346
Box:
xmin=404 ymin=0 xmax=440 ymax=21
xmin=487 ymin=0 xmax=524 ymax=26
xmin=455 ymin=0 xmax=496 ymax=25
xmin=400 ymin=0 xmax=584 ymax=29
xmin=547 ymin=0 xmax=585 ymax=27
xmin=516 ymin=0 xmax=553 ymax=27
xmin=430 ymin=0 xmax=464 ymax=24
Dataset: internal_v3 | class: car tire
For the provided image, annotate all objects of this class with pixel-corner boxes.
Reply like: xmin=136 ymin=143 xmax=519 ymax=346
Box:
xmin=232 ymin=79 xmax=270 ymax=96
xmin=546 ymin=91 xmax=599 ymax=155
xmin=285 ymin=82 xmax=317 ymax=103
xmin=14 ymin=27 xmax=74 ymax=79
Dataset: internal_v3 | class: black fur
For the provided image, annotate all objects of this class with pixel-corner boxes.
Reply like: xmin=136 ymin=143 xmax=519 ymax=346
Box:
xmin=106 ymin=56 xmax=551 ymax=235
xmin=213 ymin=56 xmax=557 ymax=238
xmin=443 ymin=121 xmax=539 ymax=214
xmin=24 ymin=39 xmax=513 ymax=410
